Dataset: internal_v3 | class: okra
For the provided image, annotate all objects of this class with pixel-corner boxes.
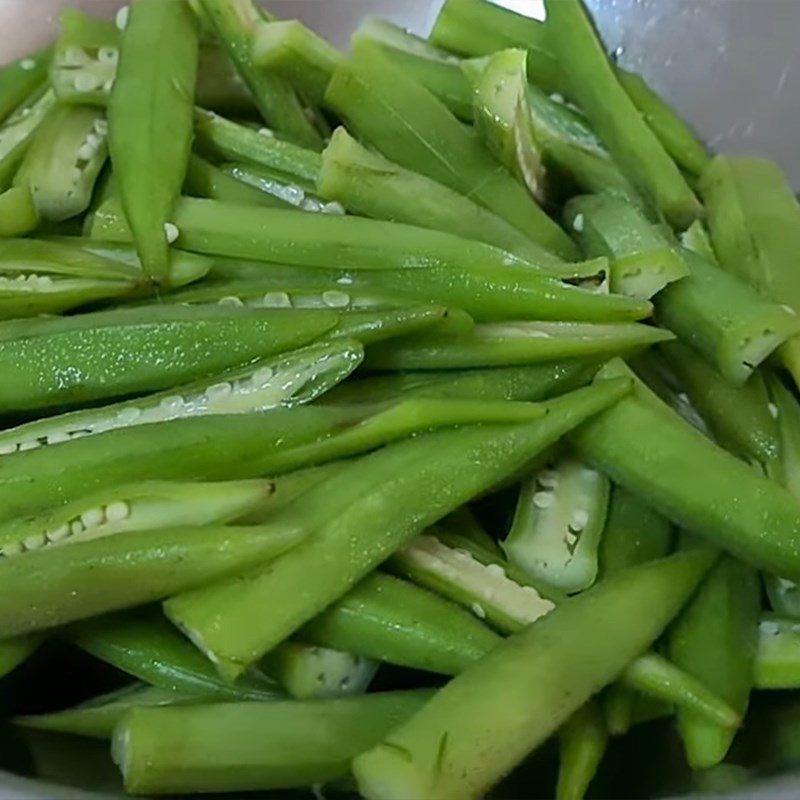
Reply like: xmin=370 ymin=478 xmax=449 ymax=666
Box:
xmin=325 ymin=38 xmax=578 ymax=259
xmin=661 ymin=341 xmax=782 ymax=472
xmin=0 ymin=521 xmax=308 ymax=638
xmin=699 ymin=156 xmax=800 ymax=386
xmin=0 ymin=338 xmax=359 ymax=458
xmin=16 ymin=683 xmax=206 ymax=741
xmin=680 ymin=219 xmax=718 ymax=263
xmin=429 ymin=0 xmax=562 ymax=93
xmin=352 ymin=549 xmax=714 ymax=800
xmin=251 ymin=19 xmax=343 ymax=107
xmin=165 ymin=381 xmax=631 ymax=679
xmin=184 ymin=154 xmax=291 ymax=208
xmin=362 ymin=321 xmax=672 ymax=371
xmin=332 ymin=306 xmax=453 ymax=346
xmin=0 ymin=87 xmax=56 ymax=188
xmin=503 ymin=452 xmax=611 ymax=593
xmin=655 ymin=249 xmax=800 ymax=386
xmin=108 ymin=0 xmax=198 ymax=284
xmin=262 ymin=642 xmax=377 ymax=700
xmin=0 ymin=478 xmax=274 ymax=559
xmin=114 ymin=691 xmax=433 ymax=795
xmin=564 ymin=195 xmax=689 ymax=299
xmin=571 ymin=360 xmax=800 ymax=577
xmin=755 ymin=615 xmax=800 ymax=689
xmin=767 ymin=373 xmax=800 ymax=502
xmin=545 ymin=0 xmax=701 ymax=228
xmin=198 ymin=0 xmax=323 ymax=150
xmin=0 ymin=46 xmax=50 ymax=124
xmin=300 ymin=572 xmax=502 ymax=677
xmin=353 ymin=18 xmax=472 ymax=121
xmin=317 ymin=127 xmax=563 ymax=269
xmin=0 ymin=305 xmax=338 ymax=412
xmin=556 ymin=701 xmax=608 ymax=800
xmin=0 ymin=634 xmax=41 ymax=680
xmin=0 ymin=186 xmax=37 ymax=238
xmin=668 ymin=555 xmax=760 ymax=769
xmin=72 ymin=610 xmax=279 ymax=701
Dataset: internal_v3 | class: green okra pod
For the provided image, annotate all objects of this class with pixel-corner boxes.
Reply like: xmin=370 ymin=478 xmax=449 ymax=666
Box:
xmin=108 ymin=0 xmax=199 ymax=283
xmin=668 ymin=555 xmax=760 ymax=769
xmin=165 ymin=381 xmax=631 ymax=679
xmin=545 ymin=0 xmax=701 ymax=228
xmin=430 ymin=0 xmax=562 ymax=92
xmin=16 ymin=683 xmax=206 ymax=741
xmin=556 ymin=701 xmax=608 ymax=800
xmin=198 ymin=0 xmax=323 ymax=150
xmin=754 ymin=614 xmax=800 ymax=689
xmin=184 ymin=153 xmax=291 ymax=208
xmin=317 ymin=126 xmax=562 ymax=269
xmin=655 ymin=249 xmax=800 ymax=385
xmin=353 ymin=18 xmax=472 ymax=121
xmin=353 ymin=549 xmax=715 ymax=800
xmin=362 ymin=321 xmax=672 ymax=371
xmin=0 ymin=47 xmax=50 ymax=125
xmin=699 ymin=156 xmax=800 ymax=386
xmin=0 ymin=87 xmax=56 ymax=189
xmin=251 ymin=19 xmax=343 ymax=107
xmin=661 ymin=341 xmax=782 ymax=472
xmin=300 ymin=572 xmax=501 ymax=677
xmin=72 ymin=610 xmax=279 ymax=701
xmin=564 ymin=195 xmax=689 ymax=299
xmin=325 ymin=38 xmax=577 ymax=258
xmin=0 ymin=305 xmax=338 ymax=412
xmin=15 ymin=105 xmax=108 ymax=222
xmin=262 ymin=642 xmax=377 ymax=700
xmin=571 ymin=360 xmax=800 ymax=577
xmin=0 ymin=185 xmax=37 ymax=238
xmin=113 ymin=690 xmax=433 ymax=795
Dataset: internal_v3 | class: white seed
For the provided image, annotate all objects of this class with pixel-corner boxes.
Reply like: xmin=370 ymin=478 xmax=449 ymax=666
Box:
xmin=74 ymin=72 xmax=101 ymax=93
xmin=62 ymin=47 xmax=91 ymax=67
xmin=47 ymin=524 xmax=71 ymax=543
xmin=159 ymin=396 xmax=184 ymax=414
xmin=81 ymin=507 xmax=105 ymax=529
xmin=572 ymin=213 xmax=585 ymax=232
xmin=205 ymin=382 xmax=232 ymax=400
xmin=218 ymin=295 xmax=245 ymax=308
xmin=321 ymin=201 xmax=346 ymax=215
xmin=105 ymin=501 xmax=130 ymax=523
xmin=102 ymin=79 xmax=114 ymax=93
xmin=77 ymin=143 xmax=95 ymax=161
xmin=262 ymin=291 xmax=292 ymax=308
xmin=258 ymin=127 xmax=275 ymax=138
xmin=20 ymin=59 xmax=36 ymax=71
xmin=18 ymin=441 xmax=40 ymax=452
xmin=117 ymin=406 xmax=142 ymax=425
xmin=252 ymin=366 xmax=275 ymax=385
xmin=0 ymin=443 xmax=17 ymax=455
xmin=471 ymin=602 xmax=486 ymax=619
xmin=769 ymin=402 xmax=779 ymax=419
xmin=571 ymin=509 xmax=590 ymax=530
xmin=164 ymin=222 xmax=180 ymax=244
xmin=24 ymin=533 xmax=46 ymax=550
xmin=70 ymin=519 xmax=85 ymax=536
xmin=2 ymin=541 xmax=24 ymax=557
xmin=322 ymin=290 xmax=350 ymax=308
xmin=69 ymin=430 xmax=89 ymax=440
xmin=537 ymin=470 xmax=559 ymax=489
xmin=98 ymin=47 xmax=118 ymax=64
xmin=549 ymin=92 xmax=566 ymax=104
xmin=46 ymin=431 xmax=72 ymax=446
xmin=485 ymin=563 xmax=505 ymax=578
xmin=93 ymin=118 xmax=108 ymax=136
xmin=115 ymin=6 xmax=130 ymax=30
xmin=86 ymin=132 xmax=102 ymax=149
xmin=533 ymin=491 xmax=555 ymax=509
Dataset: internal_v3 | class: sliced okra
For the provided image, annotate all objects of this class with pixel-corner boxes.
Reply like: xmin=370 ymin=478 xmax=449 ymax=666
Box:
xmin=0 ymin=87 xmax=56 ymax=188
xmin=262 ymin=642 xmax=378 ymax=700
xmin=503 ymin=453 xmax=611 ymax=593
xmin=0 ymin=305 xmax=339 ymax=412
xmin=0 ymin=478 xmax=275 ymax=561
xmin=0 ymin=46 xmax=51 ymax=125
xmin=0 ymin=185 xmax=37 ymax=238
xmin=0 ymin=339 xmax=362 ymax=457
xmin=14 ymin=105 xmax=108 ymax=221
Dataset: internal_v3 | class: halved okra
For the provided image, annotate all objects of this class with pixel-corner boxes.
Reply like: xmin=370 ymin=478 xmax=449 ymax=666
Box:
xmin=14 ymin=106 xmax=108 ymax=222
xmin=0 ymin=477 xmax=275 ymax=559
xmin=317 ymin=126 xmax=564 ymax=269
xmin=0 ymin=46 xmax=51 ymax=124
xmin=0 ymin=87 xmax=56 ymax=189
xmin=164 ymin=381 xmax=631 ymax=679
xmin=352 ymin=18 xmax=472 ymax=121
xmin=114 ymin=690 xmax=433 ymax=796
xmin=15 ymin=683 xmax=207 ymax=741
xmin=71 ymin=610 xmax=279 ymax=701
xmin=108 ymin=0 xmax=199 ymax=283
xmin=755 ymin=614 xmax=800 ymax=689
xmin=352 ymin=550 xmax=715 ymax=800
xmin=699 ymin=156 xmax=800 ymax=387
xmin=571 ymin=360 xmax=800 ymax=577
xmin=362 ymin=321 xmax=673 ymax=371
xmin=262 ymin=642 xmax=378 ymax=700
xmin=325 ymin=38 xmax=578 ymax=259
xmin=0 ymin=305 xmax=338 ymax=412
xmin=564 ymin=195 xmax=689 ymax=299
xmin=503 ymin=452 xmax=611 ymax=593
xmin=199 ymin=0 xmax=323 ymax=150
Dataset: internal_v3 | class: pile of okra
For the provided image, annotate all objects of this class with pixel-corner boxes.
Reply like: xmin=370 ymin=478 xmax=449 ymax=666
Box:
xmin=2 ymin=0 xmax=800 ymax=797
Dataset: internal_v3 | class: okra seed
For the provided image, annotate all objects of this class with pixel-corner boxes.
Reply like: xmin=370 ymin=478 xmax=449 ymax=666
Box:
xmin=337 ymin=276 xmax=353 ymax=286
xmin=98 ymin=47 xmax=119 ymax=64
xmin=47 ymin=524 xmax=71 ymax=543
xmin=537 ymin=470 xmax=559 ymax=489
xmin=70 ymin=520 xmax=85 ymax=536
xmin=572 ymin=213 xmax=585 ymax=232
xmin=164 ymin=223 xmax=180 ymax=244
xmin=769 ymin=402 xmax=779 ymax=419
xmin=18 ymin=441 xmax=39 ymax=452
xmin=0 ymin=443 xmax=17 ymax=455
xmin=1 ymin=542 xmax=23 ymax=557
xmin=218 ymin=296 xmax=245 ymax=307
xmin=571 ymin=509 xmax=590 ymax=530
xmin=102 ymin=80 xmax=114 ymax=93
xmin=115 ymin=6 xmax=130 ymax=29
xmin=322 ymin=290 xmax=351 ymax=309
xmin=23 ymin=533 xmax=46 ymax=551
xmin=321 ymin=201 xmax=346 ymax=215
xmin=533 ymin=491 xmax=555 ymax=509
xmin=81 ymin=508 xmax=106 ymax=529
xmin=258 ymin=128 xmax=275 ymax=138
xmin=206 ymin=382 xmax=233 ymax=400
xmin=77 ymin=143 xmax=95 ymax=161
xmin=20 ymin=59 xmax=35 ymax=70
xmin=159 ymin=396 xmax=184 ymax=414
xmin=93 ymin=118 xmax=108 ymax=136
xmin=252 ymin=366 xmax=275 ymax=385
xmin=486 ymin=563 xmax=505 ymax=578
xmin=471 ymin=602 xmax=486 ymax=619
xmin=105 ymin=501 xmax=131 ymax=523
xmin=117 ymin=407 xmax=142 ymax=424
xmin=74 ymin=72 xmax=102 ymax=92
xmin=262 ymin=292 xmax=292 ymax=308
xmin=550 ymin=92 xmax=566 ymax=104
xmin=63 ymin=47 xmax=91 ymax=67
xmin=86 ymin=132 xmax=102 ymax=149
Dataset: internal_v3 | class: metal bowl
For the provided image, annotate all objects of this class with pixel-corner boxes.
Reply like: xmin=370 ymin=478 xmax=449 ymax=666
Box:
xmin=1 ymin=1 xmax=799 ymax=798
